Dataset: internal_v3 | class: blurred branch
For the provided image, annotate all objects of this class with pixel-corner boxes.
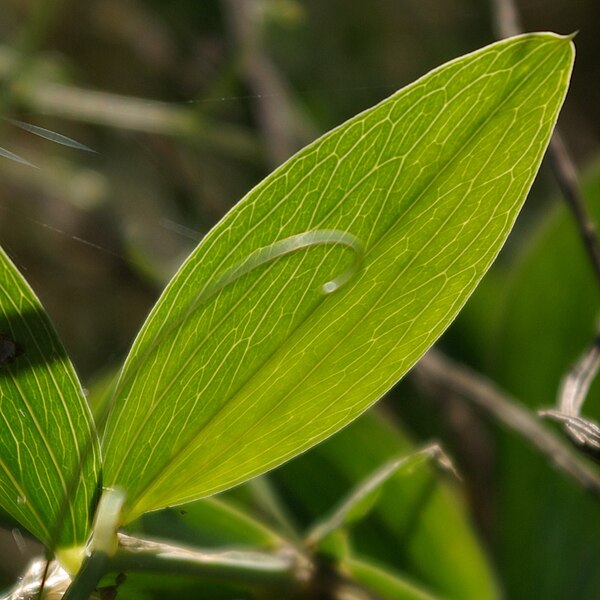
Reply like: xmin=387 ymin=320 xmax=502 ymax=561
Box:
xmin=2 ymin=547 xmax=388 ymax=600
xmin=0 ymin=47 xmax=261 ymax=162
xmin=491 ymin=0 xmax=521 ymax=38
xmin=548 ymin=133 xmax=600 ymax=284
xmin=223 ymin=0 xmax=317 ymax=166
xmin=492 ymin=0 xmax=600 ymax=286
xmin=113 ymin=533 xmax=307 ymax=589
xmin=414 ymin=349 xmax=600 ymax=500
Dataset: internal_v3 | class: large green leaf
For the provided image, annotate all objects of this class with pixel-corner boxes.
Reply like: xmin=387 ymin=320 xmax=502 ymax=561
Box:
xmin=0 ymin=247 xmax=100 ymax=557
xmin=102 ymin=33 xmax=574 ymax=522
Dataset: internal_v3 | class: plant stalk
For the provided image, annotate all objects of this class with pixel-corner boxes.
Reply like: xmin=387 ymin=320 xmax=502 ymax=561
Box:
xmin=110 ymin=533 xmax=310 ymax=589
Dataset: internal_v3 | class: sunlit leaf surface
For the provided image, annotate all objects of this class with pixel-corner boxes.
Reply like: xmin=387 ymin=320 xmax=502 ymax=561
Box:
xmin=102 ymin=33 xmax=574 ymax=522
xmin=0 ymin=247 xmax=101 ymax=551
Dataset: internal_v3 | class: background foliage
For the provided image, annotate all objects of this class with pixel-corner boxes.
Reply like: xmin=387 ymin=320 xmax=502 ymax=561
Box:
xmin=0 ymin=1 xmax=599 ymax=599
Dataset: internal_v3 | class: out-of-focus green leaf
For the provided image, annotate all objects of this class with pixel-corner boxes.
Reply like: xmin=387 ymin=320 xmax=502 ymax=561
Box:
xmin=343 ymin=557 xmax=439 ymax=600
xmin=306 ymin=444 xmax=446 ymax=547
xmin=495 ymin=166 xmax=600 ymax=406
xmin=96 ymin=571 xmax=256 ymax=600
xmin=101 ymin=33 xmax=573 ymax=523
xmin=490 ymin=164 xmax=600 ymax=599
xmin=271 ymin=412 xmax=499 ymax=600
xmin=0 ymin=247 xmax=101 ymax=558
xmin=134 ymin=496 xmax=285 ymax=550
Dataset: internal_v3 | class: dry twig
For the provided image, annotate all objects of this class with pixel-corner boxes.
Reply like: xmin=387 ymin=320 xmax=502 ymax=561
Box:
xmin=414 ymin=349 xmax=600 ymax=500
xmin=540 ymin=325 xmax=600 ymax=452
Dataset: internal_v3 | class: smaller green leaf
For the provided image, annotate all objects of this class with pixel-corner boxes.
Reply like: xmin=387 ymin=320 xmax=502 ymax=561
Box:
xmin=306 ymin=444 xmax=451 ymax=547
xmin=136 ymin=496 xmax=285 ymax=550
xmin=271 ymin=412 xmax=499 ymax=600
xmin=0 ymin=246 xmax=101 ymax=558
xmin=344 ymin=556 xmax=439 ymax=600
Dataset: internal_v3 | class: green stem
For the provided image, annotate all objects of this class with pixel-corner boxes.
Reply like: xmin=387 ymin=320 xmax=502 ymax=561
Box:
xmin=110 ymin=533 xmax=307 ymax=588
xmin=59 ymin=532 xmax=310 ymax=599
xmin=61 ymin=552 xmax=110 ymax=600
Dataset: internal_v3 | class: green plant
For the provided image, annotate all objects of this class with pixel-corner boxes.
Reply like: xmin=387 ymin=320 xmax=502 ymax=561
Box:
xmin=0 ymin=32 xmax=573 ymax=599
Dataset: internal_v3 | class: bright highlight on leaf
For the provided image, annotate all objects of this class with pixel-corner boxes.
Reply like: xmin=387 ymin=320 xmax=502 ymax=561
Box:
xmin=101 ymin=33 xmax=574 ymax=523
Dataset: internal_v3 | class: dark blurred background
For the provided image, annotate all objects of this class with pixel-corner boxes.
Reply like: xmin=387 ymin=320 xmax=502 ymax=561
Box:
xmin=1 ymin=1 xmax=600 ymax=598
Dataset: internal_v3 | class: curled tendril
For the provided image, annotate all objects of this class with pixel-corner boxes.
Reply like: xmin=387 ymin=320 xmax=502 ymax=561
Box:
xmin=107 ymin=227 xmax=363 ymax=426
xmin=201 ymin=229 xmax=363 ymax=302
xmin=133 ymin=228 xmax=363 ymax=365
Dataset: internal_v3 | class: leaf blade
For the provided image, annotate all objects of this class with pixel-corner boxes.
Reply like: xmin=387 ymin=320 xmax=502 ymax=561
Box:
xmin=103 ymin=33 xmax=574 ymax=521
xmin=0 ymin=246 xmax=101 ymax=552
xmin=344 ymin=556 xmax=440 ymax=600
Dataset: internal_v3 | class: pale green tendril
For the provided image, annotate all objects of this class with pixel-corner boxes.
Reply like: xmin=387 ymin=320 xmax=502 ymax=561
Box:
xmin=202 ymin=229 xmax=363 ymax=301
xmin=89 ymin=487 xmax=126 ymax=556
xmin=106 ymin=229 xmax=363 ymax=436
xmin=126 ymin=228 xmax=363 ymax=373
